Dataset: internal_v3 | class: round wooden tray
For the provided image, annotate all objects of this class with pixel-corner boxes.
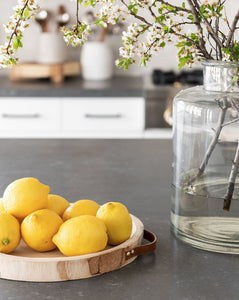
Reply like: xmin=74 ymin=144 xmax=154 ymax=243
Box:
xmin=0 ymin=215 xmax=144 ymax=282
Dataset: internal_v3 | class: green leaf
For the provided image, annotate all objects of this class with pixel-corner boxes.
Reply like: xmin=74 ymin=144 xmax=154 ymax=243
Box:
xmin=176 ymin=41 xmax=186 ymax=47
xmin=182 ymin=2 xmax=185 ymax=8
xmin=178 ymin=56 xmax=189 ymax=69
xmin=187 ymin=14 xmax=194 ymax=21
xmin=200 ymin=5 xmax=205 ymax=13
xmin=132 ymin=7 xmax=138 ymax=15
xmin=166 ymin=5 xmax=174 ymax=11
xmin=190 ymin=33 xmax=199 ymax=43
xmin=222 ymin=47 xmax=231 ymax=55
xmin=178 ymin=46 xmax=185 ymax=55
xmin=232 ymin=75 xmax=239 ymax=84
xmin=151 ymin=1 xmax=156 ymax=7
xmin=128 ymin=4 xmax=134 ymax=10
xmin=8 ymin=58 xmax=17 ymax=66
xmin=163 ymin=25 xmax=168 ymax=32
xmin=140 ymin=57 xmax=147 ymax=67
xmin=17 ymin=37 xmax=23 ymax=48
xmin=24 ymin=7 xmax=30 ymax=18
xmin=13 ymin=38 xmax=19 ymax=50
xmin=116 ymin=58 xmax=133 ymax=70
xmin=117 ymin=60 xmax=125 ymax=67
xmin=67 ymin=38 xmax=72 ymax=46
xmin=233 ymin=42 xmax=239 ymax=59
xmin=155 ymin=15 xmax=166 ymax=24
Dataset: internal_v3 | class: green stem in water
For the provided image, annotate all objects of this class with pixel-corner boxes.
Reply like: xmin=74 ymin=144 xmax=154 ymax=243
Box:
xmin=2 ymin=239 xmax=9 ymax=246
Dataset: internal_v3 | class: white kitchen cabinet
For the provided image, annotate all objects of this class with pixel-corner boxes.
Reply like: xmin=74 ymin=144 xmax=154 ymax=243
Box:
xmin=0 ymin=97 xmax=145 ymax=138
xmin=0 ymin=98 xmax=61 ymax=137
xmin=62 ymin=98 xmax=145 ymax=133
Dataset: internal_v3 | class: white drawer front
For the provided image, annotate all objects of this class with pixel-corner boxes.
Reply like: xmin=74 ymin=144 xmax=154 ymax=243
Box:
xmin=62 ymin=98 xmax=145 ymax=132
xmin=0 ymin=98 xmax=60 ymax=132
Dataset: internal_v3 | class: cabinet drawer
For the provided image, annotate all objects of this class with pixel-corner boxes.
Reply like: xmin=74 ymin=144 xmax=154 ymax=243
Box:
xmin=62 ymin=98 xmax=145 ymax=132
xmin=0 ymin=99 xmax=60 ymax=132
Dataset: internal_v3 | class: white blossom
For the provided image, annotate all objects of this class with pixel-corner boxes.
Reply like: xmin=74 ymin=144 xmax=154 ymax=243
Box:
xmin=130 ymin=0 xmax=150 ymax=7
xmin=97 ymin=4 xmax=129 ymax=26
xmin=62 ymin=24 xmax=91 ymax=47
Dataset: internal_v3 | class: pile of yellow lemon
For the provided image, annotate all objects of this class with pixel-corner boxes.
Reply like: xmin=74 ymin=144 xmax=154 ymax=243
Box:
xmin=0 ymin=177 xmax=132 ymax=256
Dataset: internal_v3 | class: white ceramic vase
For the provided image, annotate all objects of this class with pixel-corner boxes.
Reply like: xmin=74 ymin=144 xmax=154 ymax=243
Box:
xmin=80 ymin=42 xmax=113 ymax=80
xmin=37 ymin=33 xmax=67 ymax=65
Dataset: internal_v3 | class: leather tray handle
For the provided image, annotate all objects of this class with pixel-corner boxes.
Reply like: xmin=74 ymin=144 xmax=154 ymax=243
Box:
xmin=125 ymin=229 xmax=157 ymax=260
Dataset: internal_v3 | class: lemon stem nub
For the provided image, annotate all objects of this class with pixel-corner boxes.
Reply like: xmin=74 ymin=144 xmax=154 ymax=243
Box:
xmin=2 ymin=239 xmax=9 ymax=245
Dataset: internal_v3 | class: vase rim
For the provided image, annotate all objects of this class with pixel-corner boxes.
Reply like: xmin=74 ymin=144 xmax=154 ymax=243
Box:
xmin=201 ymin=59 xmax=239 ymax=68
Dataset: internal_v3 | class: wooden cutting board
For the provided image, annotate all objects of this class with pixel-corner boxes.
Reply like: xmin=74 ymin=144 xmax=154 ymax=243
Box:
xmin=0 ymin=215 xmax=144 ymax=282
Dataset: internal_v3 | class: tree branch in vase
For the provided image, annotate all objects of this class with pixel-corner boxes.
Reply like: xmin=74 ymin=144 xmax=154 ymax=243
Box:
xmin=187 ymin=96 xmax=239 ymax=212
xmin=197 ymin=98 xmax=228 ymax=177
xmin=188 ymin=98 xmax=228 ymax=186
xmin=224 ymin=140 xmax=239 ymax=211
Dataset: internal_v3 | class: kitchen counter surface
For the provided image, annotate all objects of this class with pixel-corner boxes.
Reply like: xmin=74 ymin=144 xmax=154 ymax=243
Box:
xmin=0 ymin=74 xmax=183 ymax=99
xmin=0 ymin=139 xmax=238 ymax=300
xmin=0 ymin=76 xmax=143 ymax=98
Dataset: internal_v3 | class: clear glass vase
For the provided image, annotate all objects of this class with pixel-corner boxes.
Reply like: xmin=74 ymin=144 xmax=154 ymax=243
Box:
xmin=171 ymin=60 xmax=239 ymax=254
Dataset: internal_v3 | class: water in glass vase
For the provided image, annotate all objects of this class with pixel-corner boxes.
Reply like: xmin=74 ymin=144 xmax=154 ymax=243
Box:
xmin=171 ymin=178 xmax=239 ymax=254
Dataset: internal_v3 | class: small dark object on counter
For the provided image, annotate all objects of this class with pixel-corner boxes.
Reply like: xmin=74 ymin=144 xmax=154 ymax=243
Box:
xmin=152 ymin=69 xmax=203 ymax=85
xmin=178 ymin=69 xmax=203 ymax=85
xmin=152 ymin=70 xmax=175 ymax=85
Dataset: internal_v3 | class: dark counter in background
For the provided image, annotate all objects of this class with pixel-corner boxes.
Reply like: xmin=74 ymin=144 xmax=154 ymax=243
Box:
xmin=0 ymin=76 xmax=143 ymax=98
xmin=0 ymin=139 xmax=238 ymax=300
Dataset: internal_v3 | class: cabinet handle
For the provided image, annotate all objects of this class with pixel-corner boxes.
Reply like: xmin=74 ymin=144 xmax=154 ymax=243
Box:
xmin=84 ymin=113 xmax=122 ymax=119
xmin=2 ymin=113 xmax=41 ymax=119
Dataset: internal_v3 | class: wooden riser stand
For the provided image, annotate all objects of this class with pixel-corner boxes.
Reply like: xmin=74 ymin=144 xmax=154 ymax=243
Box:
xmin=9 ymin=61 xmax=80 ymax=83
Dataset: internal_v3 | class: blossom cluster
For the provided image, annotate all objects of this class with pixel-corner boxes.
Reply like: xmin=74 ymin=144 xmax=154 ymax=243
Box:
xmin=62 ymin=23 xmax=91 ymax=47
xmin=0 ymin=0 xmax=40 ymax=68
xmin=130 ymin=0 xmax=151 ymax=7
xmin=96 ymin=4 xmax=129 ymax=27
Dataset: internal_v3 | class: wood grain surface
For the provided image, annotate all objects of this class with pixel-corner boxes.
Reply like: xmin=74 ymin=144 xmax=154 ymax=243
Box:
xmin=0 ymin=215 xmax=144 ymax=282
xmin=9 ymin=61 xmax=80 ymax=83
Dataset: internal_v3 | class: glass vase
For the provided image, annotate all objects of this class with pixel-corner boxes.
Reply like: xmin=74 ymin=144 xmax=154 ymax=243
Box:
xmin=171 ymin=60 xmax=239 ymax=254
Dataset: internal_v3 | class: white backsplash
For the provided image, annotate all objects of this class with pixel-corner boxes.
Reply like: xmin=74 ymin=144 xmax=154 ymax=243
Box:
xmin=0 ymin=0 xmax=238 ymax=77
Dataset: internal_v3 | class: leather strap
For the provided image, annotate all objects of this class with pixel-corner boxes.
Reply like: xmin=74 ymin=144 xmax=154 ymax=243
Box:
xmin=125 ymin=229 xmax=157 ymax=260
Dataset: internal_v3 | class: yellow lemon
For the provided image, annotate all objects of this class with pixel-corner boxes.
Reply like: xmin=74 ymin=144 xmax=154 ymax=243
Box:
xmin=47 ymin=194 xmax=70 ymax=217
xmin=96 ymin=202 xmax=132 ymax=245
xmin=3 ymin=177 xmax=50 ymax=219
xmin=0 ymin=198 xmax=5 ymax=213
xmin=62 ymin=199 xmax=100 ymax=221
xmin=21 ymin=209 xmax=63 ymax=252
xmin=53 ymin=215 xmax=108 ymax=256
xmin=0 ymin=212 xmax=21 ymax=254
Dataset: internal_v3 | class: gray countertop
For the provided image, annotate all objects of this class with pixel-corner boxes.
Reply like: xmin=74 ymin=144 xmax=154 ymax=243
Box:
xmin=0 ymin=139 xmax=238 ymax=300
xmin=0 ymin=76 xmax=144 ymax=98
xmin=0 ymin=75 xmax=185 ymax=99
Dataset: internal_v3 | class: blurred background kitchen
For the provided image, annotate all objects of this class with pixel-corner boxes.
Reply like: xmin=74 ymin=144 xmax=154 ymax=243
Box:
xmin=0 ymin=0 xmax=237 ymax=138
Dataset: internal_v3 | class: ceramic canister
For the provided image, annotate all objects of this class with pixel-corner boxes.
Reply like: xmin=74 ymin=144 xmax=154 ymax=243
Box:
xmin=80 ymin=41 xmax=113 ymax=80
